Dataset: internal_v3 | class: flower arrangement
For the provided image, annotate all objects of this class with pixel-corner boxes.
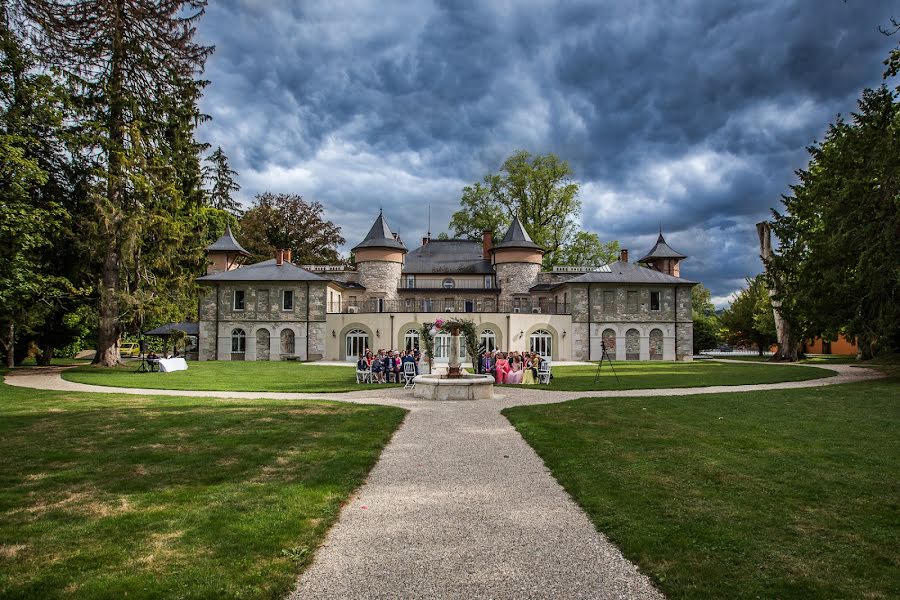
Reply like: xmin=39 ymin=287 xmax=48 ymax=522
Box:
xmin=420 ymin=318 xmax=479 ymax=370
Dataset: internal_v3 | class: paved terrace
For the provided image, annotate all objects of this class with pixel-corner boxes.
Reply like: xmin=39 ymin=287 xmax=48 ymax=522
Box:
xmin=3 ymin=363 xmax=882 ymax=599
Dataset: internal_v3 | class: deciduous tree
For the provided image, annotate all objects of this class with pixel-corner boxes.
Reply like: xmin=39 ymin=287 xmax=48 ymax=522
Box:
xmin=239 ymin=192 xmax=345 ymax=265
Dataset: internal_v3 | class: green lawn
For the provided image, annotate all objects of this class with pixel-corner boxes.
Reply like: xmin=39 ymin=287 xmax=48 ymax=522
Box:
xmin=505 ymin=360 xmax=834 ymax=391
xmin=0 ymin=377 xmax=405 ymax=599
xmin=62 ymin=361 xmax=400 ymax=393
xmin=503 ymin=376 xmax=900 ymax=599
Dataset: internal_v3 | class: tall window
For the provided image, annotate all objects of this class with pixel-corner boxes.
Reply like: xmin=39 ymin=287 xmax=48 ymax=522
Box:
xmin=345 ymin=329 xmax=369 ymax=359
xmin=422 ymin=298 xmax=433 ymax=312
xmin=530 ymin=330 xmax=552 ymax=357
xmin=231 ymin=328 xmax=246 ymax=353
xmin=434 ymin=333 xmax=450 ymax=359
xmin=480 ymin=329 xmax=497 ymax=353
xmin=233 ymin=290 xmax=245 ymax=310
xmin=650 ymin=291 xmax=660 ymax=311
xmin=404 ymin=329 xmax=420 ymax=351
xmin=484 ymin=275 xmax=493 ymax=289
xmin=626 ymin=290 xmax=638 ymax=313
xmin=405 ymin=298 xmax=413 ymax=311
xmin=406 ymin=275 xmax=415 ymax=288
xmin=603 ymin=290 xmax=615 ymax=312
xmin=283 ymin=290 xmax=294 ymax=311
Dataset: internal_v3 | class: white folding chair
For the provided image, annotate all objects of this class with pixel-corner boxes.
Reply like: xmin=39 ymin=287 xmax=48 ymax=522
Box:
xmin=356 ymin=368 xmax=372 ymax=384
xmin=537 ymin=362 xmax=552 ymax=384
xmin=403 ymin=361 xmax=417 ymax=389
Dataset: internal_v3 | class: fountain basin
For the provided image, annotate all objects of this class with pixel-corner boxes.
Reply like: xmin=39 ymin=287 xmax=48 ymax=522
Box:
xmin=411 ymin=373 xmax=494 ymax=401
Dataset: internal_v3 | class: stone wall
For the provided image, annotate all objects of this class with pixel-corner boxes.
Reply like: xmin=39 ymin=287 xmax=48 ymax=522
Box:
xmin=675 ymin=284 xmax=693 ymax=360
xmin=356 ymin=260 xmax=402 ymax=303
xmin=494 ymin=262 xmax=540 ymax=305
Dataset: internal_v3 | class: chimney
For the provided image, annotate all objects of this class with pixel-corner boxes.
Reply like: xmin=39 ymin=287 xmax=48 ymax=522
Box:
xmin=482 ymin=230 xmax=493 ymax=259
xmin=619 ymin=249 xmax=628 ymax=263
xmin=276 ymin=249 xmax=284 ymax=266
xmin=422 ymin=236 xmax=430 ymax=246
xmin=284 ymin=248 xmax=292 ymax=263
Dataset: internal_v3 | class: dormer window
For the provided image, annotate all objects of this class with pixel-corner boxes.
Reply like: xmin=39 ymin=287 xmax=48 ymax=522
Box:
xmin=442 ymin=278 xmax=455 ymax=289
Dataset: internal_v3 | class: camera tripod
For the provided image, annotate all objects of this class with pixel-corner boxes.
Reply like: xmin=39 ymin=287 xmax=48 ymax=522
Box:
xmin=593 ymin=341 xmax=619 ymax=384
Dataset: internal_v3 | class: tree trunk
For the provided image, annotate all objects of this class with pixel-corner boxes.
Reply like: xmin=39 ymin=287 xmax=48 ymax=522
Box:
xmin=94 ymin=6 xmax=126 ymax=368
xmin=94 ymin=245 xmax=122 ymax=366
xmin=4 ymin=322 xmax=13 ymax=369
xmin=757 ymin=222 xmax=799 ymax=361
xmin=37 ymin=342 xmax=54 ymax=366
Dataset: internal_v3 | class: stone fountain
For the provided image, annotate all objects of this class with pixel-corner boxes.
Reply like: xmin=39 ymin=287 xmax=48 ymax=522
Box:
xmin=412 ymin=324 xmax=494 ymax=400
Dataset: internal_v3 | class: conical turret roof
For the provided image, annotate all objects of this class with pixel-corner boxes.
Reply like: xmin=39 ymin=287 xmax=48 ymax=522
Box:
xmin=491 ymin=215 xmax=543 ymax=251
xmin=638 ymin=232 xmax=687 ymax=263
xmin=206 ymin=224 xmax=250 ymax=256
xmin=352 ymin=211 xmax=406 ymax=252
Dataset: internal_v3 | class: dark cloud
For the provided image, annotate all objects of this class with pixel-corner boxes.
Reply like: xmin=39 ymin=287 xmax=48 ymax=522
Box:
xmin=196 ymin=0 xmax=898 ymax=305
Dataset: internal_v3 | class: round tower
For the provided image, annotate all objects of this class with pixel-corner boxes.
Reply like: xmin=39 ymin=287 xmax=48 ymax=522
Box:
xmin=352 ymin=211 xmax=407 ymax=309
xmin=491 ymin=216 xmax=544 ymax=308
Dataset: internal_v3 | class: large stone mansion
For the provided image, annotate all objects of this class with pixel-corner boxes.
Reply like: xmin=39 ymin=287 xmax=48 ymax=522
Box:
xmin=196 ymin=213 xmax=696 ymax=363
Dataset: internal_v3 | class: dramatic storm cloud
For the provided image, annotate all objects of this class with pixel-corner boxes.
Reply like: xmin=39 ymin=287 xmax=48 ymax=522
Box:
xmin=196 ymin=0 xmax=897 ymax=306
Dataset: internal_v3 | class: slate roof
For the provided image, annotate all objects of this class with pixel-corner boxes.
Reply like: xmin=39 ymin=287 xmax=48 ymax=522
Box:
xmin=403 ymin=240 xmax=494 ymax=274
xmin=567 ymin=261 xmax=696 ymax=285
xmin=352 ymin=211 xmax=406 ymax=252
xmin=491 ymin=216 xmax=543 ymax=251
xmin=329 ymin=280 xmax=366 ymax=290
xmin=145 ymin=322 xmax=199 ymax=336
xmin=197 ymin=259 xmax=326 ymax=282
xmin=206 ymin=224 xmax=250 ymax=256
xmin=638 ymin=232 xmax=687 ymax=262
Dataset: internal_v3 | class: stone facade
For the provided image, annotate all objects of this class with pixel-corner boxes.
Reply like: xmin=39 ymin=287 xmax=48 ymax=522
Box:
xmin=495 ymin=262 xmax=541 ymax=306
xmin=356 ymin=259 xmax=403 ymax=304
xmin=197 ymin=281 xmax=327 ymax=361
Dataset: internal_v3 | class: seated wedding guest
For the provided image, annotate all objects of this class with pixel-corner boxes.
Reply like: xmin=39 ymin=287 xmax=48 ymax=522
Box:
xmin=522 ymin=354 xmax=538 ymax=385
xmin=507 ymin=356 xmax=523 ymax=384
xmin=389 ymin=351 xmax=403 ymax=383
xmin=356 ymin=354 xmax=369 ymax=372
xmin=495 ymin=352 xmax=510 ymax=384
xmin=371 ymin=353 xmax=385 ymax=383
xmin=365 ymin=350 xmax=374 ymax=368
xmin=482 ymin=352 xmax=495 ymax=380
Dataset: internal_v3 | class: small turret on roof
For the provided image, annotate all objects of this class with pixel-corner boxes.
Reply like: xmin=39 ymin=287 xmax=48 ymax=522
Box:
xmin=352 ymin=210 xmax=407 ymax=252
xmin=637 ymin=232 xmax=687 ymax=262
xmin=206 ymin=224 xmax=250 ymax=256
xmin=491 ymin=215 xmax=544 ymax=252
xmin=205 ymin=224 xmax=250 ymax=274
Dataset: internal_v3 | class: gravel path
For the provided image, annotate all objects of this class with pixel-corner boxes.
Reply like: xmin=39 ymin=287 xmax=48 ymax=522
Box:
xmin=3 ymin=363 xmax=882 ymax=599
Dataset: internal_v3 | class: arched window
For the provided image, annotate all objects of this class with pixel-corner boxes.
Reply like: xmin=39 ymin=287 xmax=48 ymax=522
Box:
xmin=280 ymin=329 xmax=295 ymax=354
xmin=256 ymin=329 xmax=270 ymax=361
xmin=345 ymin=329 xmax=369 ymax=361
xmin=626 ymin=328 xmax=640 ymax=360
xmin=530 ymin=330 xmax=552 ymax=357
xmin=404 ymin=328 xmax=420 ymax=351
xmin=480 ymin=329 xmax=497 ymax=353
xmin=231 ymin=328 xmax=246 ymax=353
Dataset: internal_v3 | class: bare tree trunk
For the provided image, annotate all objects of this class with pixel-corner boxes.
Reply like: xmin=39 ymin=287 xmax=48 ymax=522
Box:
xmin=94 ymin=243 xmax=122 ymax=366
xmin=757 ymin=222 xmax=799 ymax=361
xmin=4 ymin=322 xmax=13 ymax=369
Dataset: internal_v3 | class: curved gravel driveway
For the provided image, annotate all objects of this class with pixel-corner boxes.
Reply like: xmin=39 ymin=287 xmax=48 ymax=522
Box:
xmin=3 ymin=363 xmax=881 ymax=599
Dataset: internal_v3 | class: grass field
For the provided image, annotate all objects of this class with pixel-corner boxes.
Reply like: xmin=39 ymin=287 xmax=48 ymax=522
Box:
xmin=503 ymin=375 xmax=900 ymax=599
xmin=62 ymin=360 xmax=834 ymax=394
xmin=0 ymin=377 xmax=405 ymax=599
xmin=62 ymin=361 xmax=400 ymax=393
xmin=505 ymin=360 xmax=834 ymax=391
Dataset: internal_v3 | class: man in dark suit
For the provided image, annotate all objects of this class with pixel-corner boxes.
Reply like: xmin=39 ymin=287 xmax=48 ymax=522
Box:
xmin=482 ymin=352 xmax=495 ymax=379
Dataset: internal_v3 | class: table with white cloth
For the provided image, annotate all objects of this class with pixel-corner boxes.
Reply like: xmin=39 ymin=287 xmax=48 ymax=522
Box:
xmin=157 ymin=357 xmax=188 ymax=372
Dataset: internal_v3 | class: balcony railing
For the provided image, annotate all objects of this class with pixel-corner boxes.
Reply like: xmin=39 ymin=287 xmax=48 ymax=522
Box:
xmin=328 ymin=300 xmax=571 ymax=315
xmin=398 ymin=278 xmax=496 ymax=290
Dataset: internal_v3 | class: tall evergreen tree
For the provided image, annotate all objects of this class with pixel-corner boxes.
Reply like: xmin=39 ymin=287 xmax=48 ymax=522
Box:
xmin=769 ymin=86 xmax=900 ymax=358
xmin=203 ymin=146 xmax=241 ymax=215
xmin=0 ymin=2 xmax=80 ymax=366
xmin=23 ymin=0 xmax=213 ymax=365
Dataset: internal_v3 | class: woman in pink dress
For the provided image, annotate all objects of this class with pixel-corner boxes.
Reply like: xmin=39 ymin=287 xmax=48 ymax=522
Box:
xmin=506 ymin=355 xmax=523 ymax=384
xmin=494 ymin=353 xmax=510 ymax=384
